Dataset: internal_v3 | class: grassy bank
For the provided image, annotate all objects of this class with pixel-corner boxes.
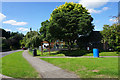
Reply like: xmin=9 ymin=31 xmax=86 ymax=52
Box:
xmin=2 ymin=51 xmax=40 ymax=78
xmin=41 ymin=57 xmax=118 ymax=78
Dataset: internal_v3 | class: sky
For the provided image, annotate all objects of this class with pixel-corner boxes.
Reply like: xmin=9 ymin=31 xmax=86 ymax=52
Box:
xmin=0 ymin=0 xmax=119 ymax=35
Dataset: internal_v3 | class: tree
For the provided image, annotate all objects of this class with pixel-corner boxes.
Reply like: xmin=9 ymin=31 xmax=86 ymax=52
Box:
xmin=0 ymin=28 xmax=24 ymax=51
xmin=9 ymin=32 xmax=24 ymax=50
xmin=0 ymin=37 xmax=11 ymax=51
xmin=100 ymin=23 xmax=120 ymax=51
xmin=48 ymin=2 xmax=94 ymax=49
xmin=22 ymin=31 xmax=42 ymax=48
xmin=76 ymin=36 xmax=89 ymax=49
xmin=0 ymin=28 xmax=10 ymax=39
xmin=40 ymin=20 xmax=53 ymax=42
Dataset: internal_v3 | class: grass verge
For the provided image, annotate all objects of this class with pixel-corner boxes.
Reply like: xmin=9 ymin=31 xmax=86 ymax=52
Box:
xmin=41 ymin=57 xmax=118 ymax=78
xmin=29 ymin=49 xmax=65 ymax=56
xmin=1 ymin=51 xmax=40 ymax=78
xmin=57 ymin=50 xmax=119 ymax=56
xmin=29 ymin=49 xmax=118 ymax=57
xmin=84 ymin=52 xmax=118 ymax=56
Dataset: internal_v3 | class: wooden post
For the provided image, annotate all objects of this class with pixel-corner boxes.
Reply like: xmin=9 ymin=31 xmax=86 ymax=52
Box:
xmin=49 ymin=42 xmax=50 ymax=55
xmin=41 ymin=42 xmax=43 ymax=55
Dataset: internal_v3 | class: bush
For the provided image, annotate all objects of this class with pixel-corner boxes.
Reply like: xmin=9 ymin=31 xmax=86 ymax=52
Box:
xmin=56 ymin=54 xmax=65 ymax=56
xmin=57 ymin=49 xmax=88 ymax=56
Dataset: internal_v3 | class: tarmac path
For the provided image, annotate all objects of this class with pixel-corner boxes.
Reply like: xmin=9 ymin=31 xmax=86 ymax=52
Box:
xmin=0 ymin=49 xmax=23 ymax=58
xmin=22 ymin=50 xmax=78 ymax=78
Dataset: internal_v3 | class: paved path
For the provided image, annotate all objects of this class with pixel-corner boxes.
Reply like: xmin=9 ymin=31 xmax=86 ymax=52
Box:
xmin=0 ymin=49 xmax=23 ymax=58
xmin=22 ymin=50 xmax=78 ymax=78
xmin=0 ymin=74 xmax=12 ymax=78
xmin=0 ymin=74 xmax=21 ymax=80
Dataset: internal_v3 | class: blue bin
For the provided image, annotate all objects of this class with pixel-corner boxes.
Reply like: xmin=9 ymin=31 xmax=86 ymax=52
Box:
xmin=93 ymin=48 xmax=99 ymax=57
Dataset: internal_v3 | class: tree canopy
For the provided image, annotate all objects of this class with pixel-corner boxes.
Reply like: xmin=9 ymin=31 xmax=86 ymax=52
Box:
xmin=100 ymin=23 xmax=120 ymax=51
xmin=22 ymin=31 xmax=42 ymax=48
xmin=39 ymin=20 xmax=53 ymax=43
xmin=47 ymin=2 xmax=94 ymax=48
xmin=0 ymin=28 xmax=24 ymax=51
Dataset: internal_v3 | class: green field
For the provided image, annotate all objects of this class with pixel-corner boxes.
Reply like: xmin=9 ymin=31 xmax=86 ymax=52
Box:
xmin=41 ymin=57 xmax=118 ymax=78
xmin=2 ymin=51 xmax=40 ymax=78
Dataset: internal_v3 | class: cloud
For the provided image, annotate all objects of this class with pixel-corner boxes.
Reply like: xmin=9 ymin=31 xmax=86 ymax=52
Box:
xmin=17 ymin=27 xmax=29 ymax=31
xmin=102 ymin=7 xmax=109 ymax=10
xmin=88 ymin=9 xmax=101 ymax=13
xmin=109 ymin=18 xmax=118 ymax=23
xmin=79 ymin=0 xmax=109 ymax=9
xmin=79 ymin=0 xmax=109 ymax=14
xmin=3 ymin=20 xmax=28 ymax=26
xmin=5 ymin=29 xmax=11 ymax=31
xmin=0 ymin=13 xmax=6 ymax=22
xmin=88 ymin=7 xmax=109 ymax=13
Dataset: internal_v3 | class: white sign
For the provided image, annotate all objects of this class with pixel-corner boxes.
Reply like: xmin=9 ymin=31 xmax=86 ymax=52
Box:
xmin=87 ymin=47 xmax=90 ymax=50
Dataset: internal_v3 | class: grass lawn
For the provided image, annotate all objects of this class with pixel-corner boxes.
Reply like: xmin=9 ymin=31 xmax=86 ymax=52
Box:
xmin=1 ymin=51 xmax=40 ymax=78
xmin=41 ymin=57 xmax=118 ymax=78
xmin=29 ymin=49 xmax=65 ymax=56
xmin=84 ymin=52 xmax=119 ymax=56
xmin=29 ymin=49 xmax=118 ymax=57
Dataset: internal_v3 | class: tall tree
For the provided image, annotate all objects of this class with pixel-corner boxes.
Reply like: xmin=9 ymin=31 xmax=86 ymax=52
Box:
xmin=100 ymin=23 xmax=120 ymax=51
xmin=22 ymin=31 xmax=42 ymax=48
xmin=0 ymin=28 xmax=24 ymax=51
xmin=48 ymin=2 xmax=94 ymax=49
xmin=0 ymin=28 xmax=10 ymax=39
xmin=9 ymin=33 xmax=24 ymax=49
xmin=40 ymin=20 xmax=53 ymax=42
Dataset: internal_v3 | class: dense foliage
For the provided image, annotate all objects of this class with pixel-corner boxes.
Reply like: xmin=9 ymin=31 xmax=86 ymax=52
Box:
xmin=0 ymin=28 xmax=24 ymax=51
xmin=48 ymin=2 xmax=94 ymax=48
xmin=100 ymin=23 xmax=120 ymax=51
xmin=22 ymin=31 xmax=42 ymax=48
xmin=39 ymin=20 xmax=53 ymax=43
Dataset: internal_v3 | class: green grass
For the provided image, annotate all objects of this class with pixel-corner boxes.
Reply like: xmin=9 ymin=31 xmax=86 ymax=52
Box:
xmin=41 ymin=57 xmax=118 ymax=78
xmin=53 ymin=49 xmax=119 ymax=56
xmin=29 ymin=49 xmax=118 ymax=57
xmin=84 ymin=52 xmax=119 ymax=56
xmin=1 ymin=51 xmax=40 ymax=78
xmin=29 ymin=49 xmax=65 ymax=56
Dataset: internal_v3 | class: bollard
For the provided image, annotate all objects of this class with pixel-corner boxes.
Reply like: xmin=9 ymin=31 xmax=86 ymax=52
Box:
xmin=33 ymin=49 xmax=37 ymax=56
xmin=93 ymin=48 xmax=99 ymax=57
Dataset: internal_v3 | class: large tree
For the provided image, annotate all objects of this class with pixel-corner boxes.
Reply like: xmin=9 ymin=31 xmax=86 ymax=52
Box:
xmin=100 ymin=23 xmax=120 ymax=51
xmin=48 ymin=2 xmax=94 ymax=48
xmin=40 ymin=20 xmax=54 ymax=43
xmin=9 ymin=33 xmax=24 ymax=49
xmin=22 ymin=31 xmax=42 ymax=48
xmin=0 ymin=28 xmax=24 ymax=51
xmin=0 ymin=28 xmax=10 ymax=39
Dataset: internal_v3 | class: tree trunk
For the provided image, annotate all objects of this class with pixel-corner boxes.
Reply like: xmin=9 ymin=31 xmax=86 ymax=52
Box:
xmin=67 ymin=41 xmax=71 ymax=50
xmin=103 ymin=41 xmax=106 ymax=51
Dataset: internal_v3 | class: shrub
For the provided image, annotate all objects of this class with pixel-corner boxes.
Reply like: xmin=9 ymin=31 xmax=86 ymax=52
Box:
xmin=57 ymin=49 xmax=88 ymax=56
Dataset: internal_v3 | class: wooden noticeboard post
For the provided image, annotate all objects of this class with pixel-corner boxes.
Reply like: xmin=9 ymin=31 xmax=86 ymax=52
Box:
xmin=41 ymin=41 xmax=50 ymax=55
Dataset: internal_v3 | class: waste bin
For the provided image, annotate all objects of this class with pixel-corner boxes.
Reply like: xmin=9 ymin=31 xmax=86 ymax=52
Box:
xmin=33 ymin=49 xmax=37 ymax=56
xmin=93 ymin=48 xmax=99 ymax=57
